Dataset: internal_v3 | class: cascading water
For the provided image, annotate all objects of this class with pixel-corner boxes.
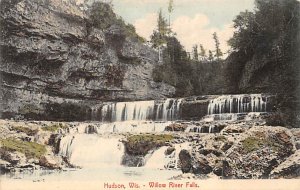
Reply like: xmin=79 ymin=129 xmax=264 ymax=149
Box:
xmin=101 ymin=99 xmax=183 ymax=122
xmin=144 ymin=146 xmax=169 ymax=169
xmin=206 ymin=94 xmax=270 ymax=122
xmin=96 ymin=121 xmax=172 ymax=133
xmin=145 ymin=143 xmax=190 ymax=169
xmin=59 ymin=134 xmax=124 ymax=168
xmin=208 ymin=94 xmax=268 ymax=115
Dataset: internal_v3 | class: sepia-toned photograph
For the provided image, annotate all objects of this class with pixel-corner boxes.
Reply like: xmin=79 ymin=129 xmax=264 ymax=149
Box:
xmin=0 ymin=0 xmax=299 ymax=189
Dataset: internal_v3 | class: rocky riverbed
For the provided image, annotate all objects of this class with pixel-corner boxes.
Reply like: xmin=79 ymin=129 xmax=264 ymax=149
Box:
xmin=0 ymin=119 xmax=299 ymax=179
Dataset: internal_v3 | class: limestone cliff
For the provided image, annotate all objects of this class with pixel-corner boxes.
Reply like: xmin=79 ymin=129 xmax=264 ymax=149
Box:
xmin=0 ymin=0 xmax=175 ymax=120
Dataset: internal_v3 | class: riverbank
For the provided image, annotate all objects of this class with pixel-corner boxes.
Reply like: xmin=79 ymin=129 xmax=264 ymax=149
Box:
xmin=0 ymin=119 xmax=299 ymax=180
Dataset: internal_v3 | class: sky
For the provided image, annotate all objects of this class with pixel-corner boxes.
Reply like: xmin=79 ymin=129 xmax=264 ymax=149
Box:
xmin=79 ymin=0 xmax=256 ymax=54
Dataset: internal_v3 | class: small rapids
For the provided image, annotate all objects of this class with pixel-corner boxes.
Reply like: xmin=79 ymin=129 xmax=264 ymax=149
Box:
xmin=59 ymin=134 xmax=124 ymax=168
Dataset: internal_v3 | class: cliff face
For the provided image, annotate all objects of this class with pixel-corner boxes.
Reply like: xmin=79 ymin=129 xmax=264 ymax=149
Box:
xmin=0 ymin=0 xmax=175 ymax=120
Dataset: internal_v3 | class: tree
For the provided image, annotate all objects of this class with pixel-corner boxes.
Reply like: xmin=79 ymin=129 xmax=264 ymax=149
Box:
xmin=226 ymin=0 xmax=300 ymax=127
xmin=199 ymin=44 xmax=206 ymax=60
xmin=158 ymin=9 xmax=168 ymax=37
xmin=192 ymin=45 xmax=198 ymax=61
xmin=150 ymin=9 xmax=169 ymax=61
xmin=213 ymin=32 xmax=223 ymax=60
xmin=227 ymin=10 xmax=256 ymax=53
xmin=208 ymin=50 xmax=214 ymax=61
xmin=168 ymin=0 xmax=174 ymax=34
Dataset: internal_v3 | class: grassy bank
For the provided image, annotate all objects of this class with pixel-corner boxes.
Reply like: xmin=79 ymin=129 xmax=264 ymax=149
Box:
xmin=0 ymin=138 xmax=46 ymax=159
xmin=125 ymin=134 xmax=174 ymax=156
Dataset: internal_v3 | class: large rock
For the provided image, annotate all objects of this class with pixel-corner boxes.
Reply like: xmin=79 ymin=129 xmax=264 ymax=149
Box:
xmin=226 ymin=126 xmax=295 ymax=179
xmin=213 ymin=159 xmax=232 ymax=177
xmin=221 ymin=125 xmax=245 ymax=134
xmin=0 ymin=159 xmax=12 ymax=173
xmin=165 ymin=123 xmax=188 ymax=132
xmin=191 ymin=154 xmax=212 ymax=175
xmin=179 ymin=149 xmax=192 ymax=173
xmin=270 ymin=150 xmax=300 ymax=179
xmin=0 ymin=149 xmax=27 ymax=166
xmin=39 ymin=155 xmax=61 ymax=169
xmin=0 ymin=0 xmax=175 ymax=121
xmin=178 ymin=149 xmax=212 ymax=175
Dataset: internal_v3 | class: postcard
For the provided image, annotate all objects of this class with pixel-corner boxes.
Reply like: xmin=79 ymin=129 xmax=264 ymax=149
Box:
xmin=0 ymin=0 xmax=299 ymax=190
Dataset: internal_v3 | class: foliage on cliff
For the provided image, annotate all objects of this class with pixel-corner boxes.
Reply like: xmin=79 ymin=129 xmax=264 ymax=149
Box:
xmin=225 ymin=0 xmax=300 ymax=127
xmin=87 ymin=1 xmax=145 ymax=42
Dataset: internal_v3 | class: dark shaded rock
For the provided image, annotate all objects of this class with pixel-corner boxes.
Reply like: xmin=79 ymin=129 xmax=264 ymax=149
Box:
xmin=121 ymin=154 xmax=145 ymax=167
xmin=199 ymin=149 xmax=223 ymax=157
xmin=179 ymin=149 xmax=213 ymax=175
xmin=39 ymin=155 xmax=61 ymax=169
xmin=221 ymin=125 xmax=245 ymax=133
xmin=179 ymin=149 xmax=192 ymax=173
xmin=0 ymin=149 xmax=26 ymax=165
xmin=85 ymin=125 xmax=97 ymax=134
xmin=48 ymin=134 xmax=62 ymax=154
xmin=165 ymin=146 xmax=175 ymax=155
xmin=165 ymin=124 xmax=188 ymax=132
xmin=270 ymin=150 xmax=300 ymax=179
xmin=180 ymin=99 xmax=212 ymax=120
xmin=0 ymin=159 xmax=12 ymax=174
xmin=220 ymin=141 xmax=233 ymax=152
xmin=296 ymin=141 xmax=300 ymax=150
xmin=213 ymin=160 xmax=232 ymax=177
xmin=191 ymin=156 xmax=212 ymax=175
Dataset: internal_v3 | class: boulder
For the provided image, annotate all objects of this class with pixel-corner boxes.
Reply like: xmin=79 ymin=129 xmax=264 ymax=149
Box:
xmin=221 ymin=125 xmax=245 ymax=133
xmin=165 ymin=146 xmax=175 ymax=155
xmin=270 ymin=150 xmax=300 ymax=179
xmin=179 ymin=149 xmax=213 ymax=175
xmin=191 ymin=155 xmax=212 ymax=175
xmin=179 ymin=149 xmax=192 ymax=173
xmin=199 ymin=149 xmax=223 ymax=157
xmin=165 ymin=124 xmax=188 ymax=132
xmin=220 ymin=141 xmax=234 ymax=152
xmin=48 ymin=134 xmax=62 ymax=154
xmin=121 ymin=154 xmax=145 ymax=167
xmin=226 ymin=126 xmax=295 ymax=179
xmin=0 ymin=159 xmax=12 ymax=173
xmin=296 ymin=141 xmax=300 ymax=150
xmin=0 ymin=150 xmax=27 ymax=166
xmin=39 ymin=155 xmax=61 ymax=169
xmin=212 ymin=160 xmax=232 ymax=177
xmin=85 ymin=125 xmax=98 ymax=134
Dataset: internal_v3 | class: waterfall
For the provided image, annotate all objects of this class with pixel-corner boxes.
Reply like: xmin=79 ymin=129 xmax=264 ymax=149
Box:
xmin=208 ymin=94 xmax=268 ymax=115
xmin=100 ymin=99 xmax=183 ymax=122
xmin=59 ymin=134 xmax=124 ymax=168
xmin=145 ymin=143 xmax=190 ymax=169
xmin=204 ymin=94 xmax=270 ymax=122
xmin=144 ymin=147 xmax=169 ymax=169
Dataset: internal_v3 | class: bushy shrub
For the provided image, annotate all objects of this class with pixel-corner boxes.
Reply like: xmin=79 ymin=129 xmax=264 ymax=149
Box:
xmin=10 ymin=126 xmax=39 ymax=136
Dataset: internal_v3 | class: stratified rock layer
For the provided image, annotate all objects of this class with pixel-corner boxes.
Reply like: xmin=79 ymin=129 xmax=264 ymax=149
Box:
xmin=0 ymin=0 xmax=175 ymax=120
